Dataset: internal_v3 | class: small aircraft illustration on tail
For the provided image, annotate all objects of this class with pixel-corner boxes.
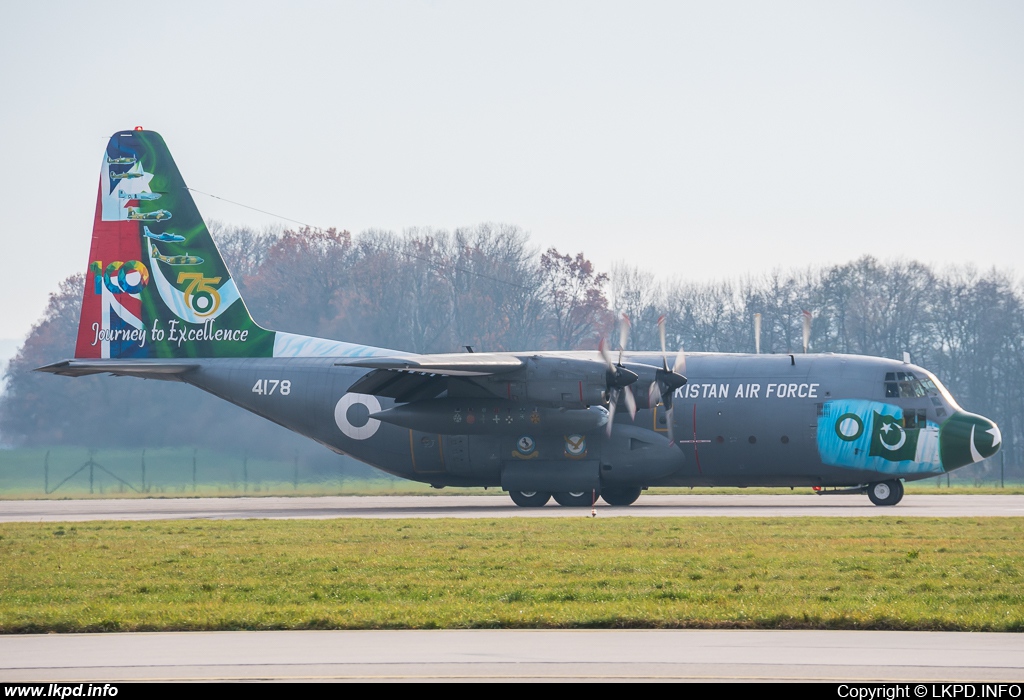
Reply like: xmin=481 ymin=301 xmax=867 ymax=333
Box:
xmin=143 ymin=226 xmax=185 ymax=243
xmin=127 ymin=207 xmax=172 ymax=222
xmin=109 ymin=169 xmax=143 ymax=180
xmin=38 ymin=129 xmax=1002 ymax=508
xmin=150 ymin=242 xmax=203 ymax=266
xmin=120 ymin=191 xmax=162 ymax=201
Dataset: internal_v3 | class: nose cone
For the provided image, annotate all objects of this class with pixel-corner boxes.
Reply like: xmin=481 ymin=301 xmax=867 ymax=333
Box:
xmin=940 ymin=412 xmax=1002 ymax=471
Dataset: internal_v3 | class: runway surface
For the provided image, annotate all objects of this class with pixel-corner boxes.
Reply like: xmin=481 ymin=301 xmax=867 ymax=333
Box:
xmin=2 ymin=629 xmax=1022 ymax=682
xmin=1 ymin=494 xmax=1023 ymax=522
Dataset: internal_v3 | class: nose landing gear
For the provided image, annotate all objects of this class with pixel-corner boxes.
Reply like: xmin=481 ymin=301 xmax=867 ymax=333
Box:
xmin=867 ymin=479 xmax=904 ymax=506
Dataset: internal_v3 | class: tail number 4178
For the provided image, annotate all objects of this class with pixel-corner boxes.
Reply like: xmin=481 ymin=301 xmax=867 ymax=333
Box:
xmin=253 ymin=379 xmax=291 ymax=395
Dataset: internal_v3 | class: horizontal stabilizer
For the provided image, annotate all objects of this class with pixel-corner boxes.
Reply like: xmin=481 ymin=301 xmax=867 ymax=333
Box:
xmin=336 ymin=352 xmax=524 ymax=377
xmin=36 ymin=359 xmax=199 ymax=380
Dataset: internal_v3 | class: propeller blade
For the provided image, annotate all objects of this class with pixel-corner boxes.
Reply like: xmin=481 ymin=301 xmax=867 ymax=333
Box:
xmin=802 ymin=310 xmax=811 ymax=354
xmin=605 ymin=388 xmax=619 ymax=436
xmin=673 ymin=344 xmax=686 ymax=376
xmin=618 ymin=313 xmax=631 ymax=352
xmin=754 ymin=313 xmax=762 ymax=354
xmin=598 ymin=338 xmax=615 ymax=372
xmin=624 ymin=385 xmax=637 ymax=420
xmin=617 ymin=313 xmax=630 ymax=365
xmin=657 ymin=314 xmax=672 ymax=373
xmin=648 ymin=380 xmax=663 ymax=409
xmin=665 ymin=405 xmax=675 ymax=445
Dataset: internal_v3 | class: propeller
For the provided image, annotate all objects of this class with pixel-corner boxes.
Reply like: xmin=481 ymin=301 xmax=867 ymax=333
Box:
xmin=802 ymin=310 xmax=811 ymax=354
xmin=647 ymin=315 xmax=688 ymax=444
xmin=754 ymin=313 xmax=762 ymax=354
xmin=599 ymin=314 xmax=639 ymax=436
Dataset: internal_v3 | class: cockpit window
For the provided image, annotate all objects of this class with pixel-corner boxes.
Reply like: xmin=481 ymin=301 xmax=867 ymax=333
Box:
xmin=884 ymin=371 xmax=938 ymax=399
xmin=921 ymin=370 xmax=963 ymax=412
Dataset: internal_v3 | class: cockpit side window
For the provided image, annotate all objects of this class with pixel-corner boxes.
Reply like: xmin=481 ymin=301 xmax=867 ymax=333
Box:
xmin=885 ymin=372 xmax=899 ymax=397
xmin=884 ymin=371 xmax=938 ymax=399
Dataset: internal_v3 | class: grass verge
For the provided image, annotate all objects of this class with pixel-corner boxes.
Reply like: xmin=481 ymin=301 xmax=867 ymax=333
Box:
xmin=0 ymin=517 xmax=1020 ymax=633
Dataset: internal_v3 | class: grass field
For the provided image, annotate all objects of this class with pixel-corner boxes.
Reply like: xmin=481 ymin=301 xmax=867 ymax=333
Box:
xmin=2 ymin=447 xmax=1021 ymax=498
xmin=0 ymin=517 xmax=1021 ymax=633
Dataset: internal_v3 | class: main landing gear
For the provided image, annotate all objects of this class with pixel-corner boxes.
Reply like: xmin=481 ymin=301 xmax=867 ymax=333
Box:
xmin=553 ymin=491 xmax=594 ymax=507
xmin=599 ymin=486 xmax=642 ymax=507
xmin=508 ymin=490 xmax=551 ymax=508
xmin=508 ymin=487 xmax=643 ymax=507
xmin=867 ymin=479 xmax=904 ymax=506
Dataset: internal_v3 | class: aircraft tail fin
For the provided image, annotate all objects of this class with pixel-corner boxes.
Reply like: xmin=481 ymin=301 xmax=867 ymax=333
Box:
xmin=76 ymin=128 xmax=273 ymax=359
xmin=74 ymin=128 xmax=395 ymax=362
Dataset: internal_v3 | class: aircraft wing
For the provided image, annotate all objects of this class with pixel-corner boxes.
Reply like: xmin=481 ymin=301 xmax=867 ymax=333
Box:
xmin=339 ymin=352 xmax=526 ymax=402
xmin=36 ymin=359 xmax=199 ymax=380
xmin=336 ymin=352 xmax=524 ymax=376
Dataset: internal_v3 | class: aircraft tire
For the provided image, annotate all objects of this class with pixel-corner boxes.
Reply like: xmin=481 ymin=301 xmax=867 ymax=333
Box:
xmin=508 ymin=490 xmax=551 ymax=508
xmin=600 ymin=486 xmax=642 ymax=507
xmin=552 ymin=491 xmax=595 ymax=507
xmin=867 ymin=479 xmax=904 ymax=506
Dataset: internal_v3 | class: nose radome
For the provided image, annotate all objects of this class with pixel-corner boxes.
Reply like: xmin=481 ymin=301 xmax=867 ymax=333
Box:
xmin=939 ymin=412 xmax=1002 ymax=471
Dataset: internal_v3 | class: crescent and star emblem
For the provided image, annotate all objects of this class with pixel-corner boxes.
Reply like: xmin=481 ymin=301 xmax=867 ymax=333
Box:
xmin=878 ymin=420 xmax=906 ymax=451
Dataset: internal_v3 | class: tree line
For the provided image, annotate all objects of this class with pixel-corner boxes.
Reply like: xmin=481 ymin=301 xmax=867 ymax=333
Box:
xmin=2 ymin=223 xmax=1020 ymax=473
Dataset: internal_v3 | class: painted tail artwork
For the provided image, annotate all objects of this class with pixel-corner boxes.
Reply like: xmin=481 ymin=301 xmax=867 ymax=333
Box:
xmin=76 ymin=128 xmax=388 ymax=361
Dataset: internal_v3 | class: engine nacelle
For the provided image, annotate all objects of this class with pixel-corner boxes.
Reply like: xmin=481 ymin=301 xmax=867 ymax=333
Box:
xmin=372 ymin=398 xmax=609 ymax=435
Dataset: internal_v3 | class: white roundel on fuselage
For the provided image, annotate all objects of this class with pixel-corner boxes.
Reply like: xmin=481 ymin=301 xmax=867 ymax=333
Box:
xmin=334 ymin=393 xmax=382 ymax=440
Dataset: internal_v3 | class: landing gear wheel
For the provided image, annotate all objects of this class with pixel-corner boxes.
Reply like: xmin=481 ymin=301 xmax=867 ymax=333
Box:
xmin=553 ymin=491 xmax=595 ymax=507
xmin=509 ymin=490 xmax=551 ymax=508
xmin=867 ymin=479 xmax=904 ymax=506
xmin=600 ymin=486 xmax=642 ymax=507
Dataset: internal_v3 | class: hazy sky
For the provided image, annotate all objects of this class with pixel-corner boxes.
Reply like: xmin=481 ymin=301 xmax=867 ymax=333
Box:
xmin=1 ymin=1 xmax=1022 ymax=342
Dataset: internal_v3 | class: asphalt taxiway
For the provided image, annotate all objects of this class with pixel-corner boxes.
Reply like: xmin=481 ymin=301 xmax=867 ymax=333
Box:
xmin=2 ymin=629 xmax=1023 ymax=682
xmin=1 ymin=494 xmax=1022 ymax=522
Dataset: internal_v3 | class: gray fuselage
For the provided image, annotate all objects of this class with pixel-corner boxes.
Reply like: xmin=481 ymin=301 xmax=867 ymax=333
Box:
xmin=179 ymin=352 xmax=974 ymax=491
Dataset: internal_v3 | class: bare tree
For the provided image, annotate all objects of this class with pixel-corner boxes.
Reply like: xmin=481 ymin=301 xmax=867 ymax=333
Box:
xmin=539 ymin=249 xmax=611 ymax=350
xmin=610 ymin=263 xmax=662 ymax=351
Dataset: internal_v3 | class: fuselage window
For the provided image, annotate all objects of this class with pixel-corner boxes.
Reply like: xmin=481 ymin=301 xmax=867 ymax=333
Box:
xmin=902 ymin=408 xmax=929 ymax=430
xmin=906 ymin=412 xmax=916 ymax=430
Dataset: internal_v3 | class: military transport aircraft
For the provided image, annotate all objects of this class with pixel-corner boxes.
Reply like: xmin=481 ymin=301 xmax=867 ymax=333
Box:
xmin=39 ymin=129 xmax=1002 ymax=507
